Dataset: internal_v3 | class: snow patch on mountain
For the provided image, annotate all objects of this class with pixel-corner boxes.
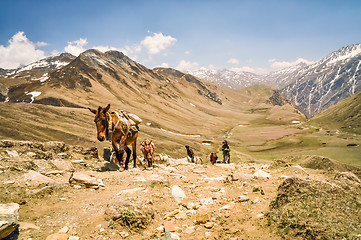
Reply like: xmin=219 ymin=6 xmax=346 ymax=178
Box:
xmin=187 ymin=68 xmax=266 ymax=89
xmin=26 ymin=91 xmax=41 ymax=103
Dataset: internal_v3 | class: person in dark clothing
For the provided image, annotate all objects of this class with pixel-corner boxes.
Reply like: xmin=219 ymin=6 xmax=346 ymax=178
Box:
xmin=210 ymin=152 xmax=218 ymax=165
xmin=221 ymin=140 xmax=230 ymax=164
xmin=185 ymin=145 xmax=195 ymax=163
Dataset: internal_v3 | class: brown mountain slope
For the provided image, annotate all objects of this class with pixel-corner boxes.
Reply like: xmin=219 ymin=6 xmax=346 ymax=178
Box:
xmin=0 ymin=50 xmax=306 ymax=158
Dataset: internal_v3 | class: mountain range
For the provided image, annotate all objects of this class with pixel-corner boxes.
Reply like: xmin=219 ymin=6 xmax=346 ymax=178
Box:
xmin=189 ymin=43 xmax=361 ymax=118
xmin=1 ymin=43 xmax=360 ymax=121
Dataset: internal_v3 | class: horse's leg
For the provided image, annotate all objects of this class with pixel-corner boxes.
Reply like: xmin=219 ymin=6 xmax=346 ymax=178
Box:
xmin=132 ymin=140 xmax=137 ymax=168
xmin=124 ymin=146 xmax=131 ymax=169
xmin=113 ymin=137 xmax=125 ymax=169
xmin=149 ymin=155 xmax=153 ymax=168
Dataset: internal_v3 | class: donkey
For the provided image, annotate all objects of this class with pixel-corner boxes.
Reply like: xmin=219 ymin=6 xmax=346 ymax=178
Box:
xmin=88 ymin=104 xmax=138 ymax=170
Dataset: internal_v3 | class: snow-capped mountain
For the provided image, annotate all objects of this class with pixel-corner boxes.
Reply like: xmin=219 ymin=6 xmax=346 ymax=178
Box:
xmin=187 ymin=68 xmax=265 ymax=89
xmin=264 ymin=62 xmax=309 ymax=88
xmin=0 ymin=53 xmax=75 ymax=82
xmin=279 ymin=43 xmax=361 ymax=118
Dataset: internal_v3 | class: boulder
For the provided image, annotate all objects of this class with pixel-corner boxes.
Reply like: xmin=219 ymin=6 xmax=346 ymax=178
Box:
xmin=0 ymin=203 xmax=19 ymax=239
xmin=51 ymin=160 xmax=74 ymax=171
xmin=171 ymin=185 xmax=187 ymax=203
xmin=69 ymin=172 xmax=101 ymax=189
xmin=6 ymin=150 xmax=19 ymax=158
xmin=253 ymin=169 xmax=271 ymax=179
xmin=24 ymin=170 xmax=55 ymax=186
xmin=236 ymin=195 xmax=250 ymax=202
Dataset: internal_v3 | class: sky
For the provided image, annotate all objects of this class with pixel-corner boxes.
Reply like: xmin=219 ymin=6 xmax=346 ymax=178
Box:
xmin=1 ymin=0 xmax=361 ymax=74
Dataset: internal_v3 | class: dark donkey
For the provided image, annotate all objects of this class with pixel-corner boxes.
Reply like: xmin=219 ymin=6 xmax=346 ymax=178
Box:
xmin=88 ymin=104 xmax=138 ymax=170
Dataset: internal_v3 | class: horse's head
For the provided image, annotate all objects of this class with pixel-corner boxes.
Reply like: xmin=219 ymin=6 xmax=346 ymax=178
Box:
xmin=88 ymin=104 xmax=111 ymax=142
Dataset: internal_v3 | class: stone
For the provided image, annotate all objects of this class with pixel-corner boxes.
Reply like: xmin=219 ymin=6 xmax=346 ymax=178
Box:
xmin=102 ymin=162 xmax=120 ymax=171
xmin=45 ymin=232 xmax=69 ymax=240
xmin=237 ymin=195 xmax=250 ymax=202
xmin=195 ymin=213 xmax=209 ymax=224
xmin=164 ymin=221 xmax=175 ymax=232
xmin=204 ymin=221 xmax=215 ymax=229
xmin=58 ymin=226 xmax=69 ymax=233
xmin=187 ymin=202 xmax=196 ymax=210
xmin=156 ymin=225 xmax=164 ymax=232
xmin=171 ymin=185 xmax=187 ymax=203
xmin=164 ymin=209 xmax=180 ymax=219
xmin=68 ymin=236 xmax=80 ymax=240
xmin=0 ymin=203 xmax=19 ymax=239
xmin=69 ymin=172 xmax=100 ymax=189
xmin=252 ymin=185 xmax=265 ymax=195
xmin=18 ymin=222 xmax=40 ymax=231
xmin=184 ymin=226 xmax=196 ymax=234
xmin=253 ymin=169 xmax=271 ymax=179
xmin=24 ymin=170 xmax=55 ymax=186
xmin=219 ymin=202 xmax=235 ymax=211
xmin=119 ymin=231 xmax=129 ymax=238
xmin=45 ymin=170 xmax=64 ymax=176
xmin=6 ymin=150 xmax=19 ymax=158
xmin=203 ymin=177 xmax=224 ymax=181
xmin=51 ymin=160 xmax=73 ymax=171
xmin=116 ymin=188 xmax=144 ymax=196
xmin=175 ymin=211 xmax=187 ymax=220
xmin=200 ymin=197 xmax=214 ymax=205
xmin=229 ymin=172 xmax=254 ymax=181
xmin=169 ymin=232 xmax=180 ymax=240
xmin=197 ymin=205 xmax=208 ymax=213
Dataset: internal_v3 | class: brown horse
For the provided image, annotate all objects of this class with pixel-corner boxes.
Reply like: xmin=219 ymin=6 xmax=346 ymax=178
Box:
xmin=88 ymin=104 xmax=138 ymax=170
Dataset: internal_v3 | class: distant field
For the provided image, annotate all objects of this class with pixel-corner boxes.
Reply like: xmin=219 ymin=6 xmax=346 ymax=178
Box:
xmin=1 ymin=88 xmax=360 ymax=167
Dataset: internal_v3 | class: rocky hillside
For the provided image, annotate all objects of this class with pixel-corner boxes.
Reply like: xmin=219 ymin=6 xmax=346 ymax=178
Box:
xmin=187 ymin=68 xmax=266 ymax=89
xmin=279 ymin=44 xmax=361 ymax=118
xmin=1 ymin=140 xmax=360 ymax=240
xmin=0 ymin=53 xmax=75 ymax=81
xmin=0 ymin=49 xmax=226 ymax=108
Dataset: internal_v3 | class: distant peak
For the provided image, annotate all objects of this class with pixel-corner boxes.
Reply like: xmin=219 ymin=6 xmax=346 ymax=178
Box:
xmin=104 ymin=50 xmax=126 ymax=58
xmin=80 ymin=49 xmax=103 ymax=57
xmin=324 ymin=43 xmax=361 ymax=65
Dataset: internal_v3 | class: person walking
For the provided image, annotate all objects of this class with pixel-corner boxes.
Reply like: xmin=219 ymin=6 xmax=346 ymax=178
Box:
xmin=185 ymin=145 xmax=195 ymax=163
xmin=210 ymin=152 xmax=218 ymax=165
xmin=221 ymin=140 xmax=230 ymax=164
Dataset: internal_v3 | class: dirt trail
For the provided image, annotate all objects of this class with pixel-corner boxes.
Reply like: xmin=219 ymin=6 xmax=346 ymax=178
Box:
xmin=1 ymin=140 xmax=359 ymax=240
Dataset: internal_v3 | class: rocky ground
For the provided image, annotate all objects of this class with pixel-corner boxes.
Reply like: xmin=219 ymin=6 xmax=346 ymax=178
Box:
xmin=1 ymin=140 xmax=361 ymax=240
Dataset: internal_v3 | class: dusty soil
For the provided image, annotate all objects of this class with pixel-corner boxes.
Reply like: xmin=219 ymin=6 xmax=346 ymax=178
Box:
xmin=1 ymin=140 xmax=360 ymax=240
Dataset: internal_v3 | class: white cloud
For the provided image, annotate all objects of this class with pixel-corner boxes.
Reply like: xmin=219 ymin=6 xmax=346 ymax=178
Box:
xmin=270 ymin=58 xmax=314 ymax=70
xmin=0 ymin=32 xmax=46 ymax=69
xmin=141 ymin=32 xmax=177 ymax=55
xmin=230 ymin=66 xmax=255 ymax=73
xmin=159 ymin=62 xmax=169 ymax=68
xmin=64 ymin=38 xmax=88 ymax=56
xmin=93 ymin=45 xmax=121 ymax=53
xmin=176 ymin=60 xmax=200 ymax=72
xmin=51 ymin=50 xmax=61 ymax=56
xmin=227 ymin=58 xmax=239 ymax=64
xmin=184 ymin=50 xmax=191 ymax=55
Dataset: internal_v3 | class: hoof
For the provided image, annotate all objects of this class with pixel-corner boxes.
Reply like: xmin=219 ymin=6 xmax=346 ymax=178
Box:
xmin=124 ymin=166 xmax=129 ymax=170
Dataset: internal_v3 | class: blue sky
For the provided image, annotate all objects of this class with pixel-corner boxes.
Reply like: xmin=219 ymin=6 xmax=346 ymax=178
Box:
xmin=1 ymin=0 xmax=360 ymax=74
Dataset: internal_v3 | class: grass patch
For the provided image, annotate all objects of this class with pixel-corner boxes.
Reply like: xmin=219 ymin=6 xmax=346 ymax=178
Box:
xmin=267 ymin=177 xmax=361 ymax=239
